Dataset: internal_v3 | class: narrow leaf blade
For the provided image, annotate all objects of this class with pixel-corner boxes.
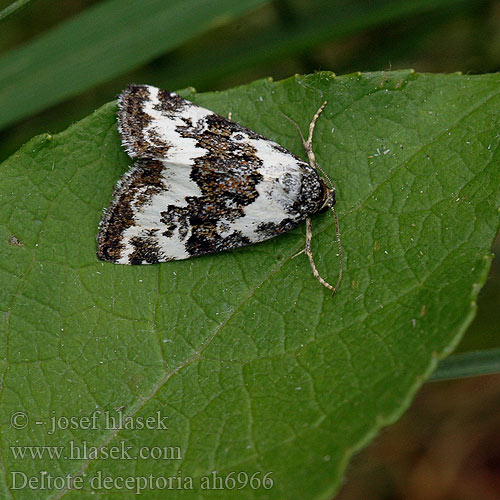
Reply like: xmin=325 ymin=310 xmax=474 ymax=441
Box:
xmin=0 ymin=0 xmax=268 ymax=130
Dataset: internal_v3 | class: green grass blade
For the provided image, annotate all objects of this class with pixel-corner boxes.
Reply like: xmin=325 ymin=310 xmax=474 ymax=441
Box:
xmin=0 ymin=0 xmax=37 ymax=23
xmin=0 ymin=0 xmax=269 ymax=131
xmin=430 ymin=349 xmax=500 ymax=381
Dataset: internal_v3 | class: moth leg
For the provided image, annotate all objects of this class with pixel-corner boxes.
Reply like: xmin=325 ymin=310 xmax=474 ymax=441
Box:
xmin=304 ymin=101 xmax=327 ymax=168
xmin=306 ymin=103 xmax=343 ymax=294
xmin=280 ymin=102 xmax=327 ymax=176
xmin=305 ymin=217 xmax=338 ymax=294
xmin=283 ymin=103 xmax=343 ymax=295
xmin=290 ymin=248 xmax=306 ymax=259
xmin=228 ymin=111 xmax=232 ymax=120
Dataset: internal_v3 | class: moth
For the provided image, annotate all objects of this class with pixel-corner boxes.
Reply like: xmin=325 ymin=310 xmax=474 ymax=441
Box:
xmin=97 ymin=84 xmax=342 ymax=293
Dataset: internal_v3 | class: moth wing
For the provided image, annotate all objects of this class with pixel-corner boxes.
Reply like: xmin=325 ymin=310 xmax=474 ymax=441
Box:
xmin=97 ymin=85 xmax=327 ymax=264
xmin=118 ymin=84 xmax=218 ymax=161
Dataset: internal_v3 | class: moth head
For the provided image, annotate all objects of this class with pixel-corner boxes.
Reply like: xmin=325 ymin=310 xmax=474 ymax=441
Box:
xmin=318 ymin=179 xmax=335 ymax=213
xmin=326 ymin=186 xmax=336 ymax=207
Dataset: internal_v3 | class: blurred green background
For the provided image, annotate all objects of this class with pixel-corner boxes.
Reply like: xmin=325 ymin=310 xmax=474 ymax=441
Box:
xmin=1 ymin=1 xmax=499 ymax=498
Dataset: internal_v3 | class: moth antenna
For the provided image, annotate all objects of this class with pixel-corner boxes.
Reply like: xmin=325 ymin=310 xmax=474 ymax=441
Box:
xmin=329 ymin=205 xmax=343 ymax=293
xmin=282 ymin=101 xmax=343 ymax=294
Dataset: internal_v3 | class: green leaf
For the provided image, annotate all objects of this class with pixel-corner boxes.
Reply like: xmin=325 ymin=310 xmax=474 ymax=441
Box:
xmin=1 ymin=71 xmax=499 ymax=498
xmin=0 ymin=0 xmax=269 ymax=131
